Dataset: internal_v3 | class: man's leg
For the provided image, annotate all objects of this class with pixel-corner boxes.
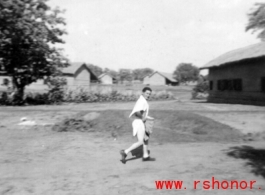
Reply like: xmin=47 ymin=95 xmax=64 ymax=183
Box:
xmin=124 ymin=129 xmax=144 ymax=155
xmin=142 ymin=133 xmax=155 ymax=161
xmin=120 ymin=120 xmax=145 ymax=163
xmin=143 ymin=139 xmax=149 ymax=158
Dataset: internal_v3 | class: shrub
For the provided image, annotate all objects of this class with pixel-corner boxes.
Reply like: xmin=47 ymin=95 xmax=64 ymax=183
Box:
xmin=0 ymin=86 xmax=175 ymax=105
xmin=191 ymin=81 xmax=209 ymax=99
xmin=47 ymin=77 xmax=67 ymax=104
xmin=0 ymin=92 xmax=10 ymax=105
xmin=24 ymin=92 xmax=49 ymax=105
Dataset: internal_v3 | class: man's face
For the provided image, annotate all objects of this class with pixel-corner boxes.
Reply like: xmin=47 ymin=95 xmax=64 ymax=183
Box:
xmin=143 ymin=90 xmax=151 ymax=100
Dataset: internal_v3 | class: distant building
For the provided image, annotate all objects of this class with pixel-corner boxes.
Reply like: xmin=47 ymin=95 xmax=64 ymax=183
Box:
xmin=98 ymin=73 xmax=113 ymax=84
xmin=200 ymin=42 xmax=265 ymax=105
xmin=143 ymin=75 xmax=150 ymax=85
xmin=0 ymin=62 xmax=99 ymax=91
xmin=63 ymin=62 xmax=98 ymax=88
xmin=143 ymin=71 xmax=178 ymax=86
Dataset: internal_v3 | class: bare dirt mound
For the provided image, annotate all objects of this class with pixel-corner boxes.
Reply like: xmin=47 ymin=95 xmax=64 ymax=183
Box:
xmin=52 ymin=110 xmax=243 ymax=143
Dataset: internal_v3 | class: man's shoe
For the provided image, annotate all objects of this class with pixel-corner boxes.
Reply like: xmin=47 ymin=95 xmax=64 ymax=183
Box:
xmin=142 ymin=156 xmax=156 ymax=162
xmin=120 ymin=150 xmax=127 ymax=163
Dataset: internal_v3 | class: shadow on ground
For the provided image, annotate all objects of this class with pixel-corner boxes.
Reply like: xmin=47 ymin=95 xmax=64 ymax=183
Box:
xmin=121 ymin=146 xmax=153 ymax=164
xmin=131 ymin=145 xmax=144 ymax=158
xmin=227 ymin=145 xmax=265 ymax=178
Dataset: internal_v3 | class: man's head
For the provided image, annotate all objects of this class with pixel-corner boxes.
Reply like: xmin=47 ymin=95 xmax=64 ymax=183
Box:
xmin=142 ymin=87 xmax=152 ymax=100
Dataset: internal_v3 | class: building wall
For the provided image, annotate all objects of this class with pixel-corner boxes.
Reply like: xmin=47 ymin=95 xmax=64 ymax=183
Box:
xmin=208 ymin=59 xmax=265 ymax=105
xmin=26 ymin=79 xmax=48 ymax=91
xmin=146 ymin=73 xmax=165 ymax=85
xmin=74 ymin=69 xmax=90 ymax=86
xmin=100 ymin=75 xmax=113 ymax=84
xmin=65 ymin=76 xmax=75 ymax=86
xmin=143 ymin=77 xmax=149 ymax=85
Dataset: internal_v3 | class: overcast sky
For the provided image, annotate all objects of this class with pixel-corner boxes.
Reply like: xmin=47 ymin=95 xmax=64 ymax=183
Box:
xmin=48 ymin=0 xmax=260 ymax=73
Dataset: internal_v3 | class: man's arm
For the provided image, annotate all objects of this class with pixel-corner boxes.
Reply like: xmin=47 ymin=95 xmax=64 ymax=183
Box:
xmin=134 ymin=111 xmax=154 ymax=121
xmin=142 ymin=110 xmax=154 ymax=121
xmin=146 ymin=116 xmax=155 ymax=120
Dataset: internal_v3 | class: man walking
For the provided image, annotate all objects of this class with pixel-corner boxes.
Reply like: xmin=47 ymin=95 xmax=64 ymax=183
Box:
xmin=120 ymin=87 xmax=155 ymax=163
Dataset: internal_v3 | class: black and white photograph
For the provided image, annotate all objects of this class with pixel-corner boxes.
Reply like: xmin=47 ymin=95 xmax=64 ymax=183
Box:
xmin=0 ymin=0 xmax=265 ymax=194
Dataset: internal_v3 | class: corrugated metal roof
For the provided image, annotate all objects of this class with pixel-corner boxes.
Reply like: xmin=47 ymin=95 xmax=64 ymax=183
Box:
xmin=201 ymin=42 xmax=265 ymax=69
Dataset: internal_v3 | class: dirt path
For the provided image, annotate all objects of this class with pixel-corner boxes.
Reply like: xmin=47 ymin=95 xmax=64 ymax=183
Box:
xmin=1 ymin=128 xmax=265 ymax=195
xmin=1 ymin=100 xmax=265 ymax=195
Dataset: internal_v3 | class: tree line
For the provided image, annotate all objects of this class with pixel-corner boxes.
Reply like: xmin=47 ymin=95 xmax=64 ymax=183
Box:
xmin=87 ymin=65 xmax=154 ymax=83
xmin=88 ymin=63 xmax=200 ymax=84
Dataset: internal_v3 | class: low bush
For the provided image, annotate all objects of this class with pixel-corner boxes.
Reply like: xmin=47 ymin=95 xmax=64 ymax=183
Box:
xmin=0 ymin=92 xmax=10 ymax=105
xmin=0 ymin=86 xmax=175 ymax=105
xmin=191 ymin=81 xmax=209 ymax=99
xmin=24 ymin=92 xmax=49 ymax=105
xmin=62 ymin=89 xmax=174 ymax=103
xmin=47 ymin=77 xmax=67 ymax=104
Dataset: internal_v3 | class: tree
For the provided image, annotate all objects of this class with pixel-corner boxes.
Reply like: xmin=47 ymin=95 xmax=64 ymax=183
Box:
xmin=173 ymin=63 xmax=199 ymax=84
xmin=87 ymin=64 xmax=103 ymax=77
xmin=132 ymin=68 xmax=154 ymax=81
xmin=0 ymin=0 xmax=68 ymax=104
xmin=118 ymin=69 xmax=133 ymax=83
xmin=103 ymin=68 xmax=110 ymax=73
xmin=246 ymin=3 xmax=265 ymax=41
xmin=104 ymin=67 xmax=118 ymax=79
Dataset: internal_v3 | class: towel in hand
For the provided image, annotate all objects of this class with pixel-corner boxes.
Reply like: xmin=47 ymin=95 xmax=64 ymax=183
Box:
xmin=129 ymin=95 xmax=149 ymax=118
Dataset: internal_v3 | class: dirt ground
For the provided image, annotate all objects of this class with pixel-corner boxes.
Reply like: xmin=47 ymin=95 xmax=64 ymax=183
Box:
xmin=1 ymin=99 xmax=265 ymax=195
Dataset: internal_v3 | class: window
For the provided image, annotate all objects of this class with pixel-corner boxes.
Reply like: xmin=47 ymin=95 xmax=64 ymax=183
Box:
xmin=209 ymin=81 xmax=213 ymax=90
xmin=261 ymin=77 xmax=265 ymax=92
xmin=217 ymin=79 xmax=242 ymax=91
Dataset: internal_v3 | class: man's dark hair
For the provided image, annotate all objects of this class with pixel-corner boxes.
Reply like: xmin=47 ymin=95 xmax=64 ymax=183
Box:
xmin=142 ymin=87 xmax=152 ymax=92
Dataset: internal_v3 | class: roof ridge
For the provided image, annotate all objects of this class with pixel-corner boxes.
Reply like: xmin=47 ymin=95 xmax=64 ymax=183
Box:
xmin=201 ymin=42 xmax=265 ymax=69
